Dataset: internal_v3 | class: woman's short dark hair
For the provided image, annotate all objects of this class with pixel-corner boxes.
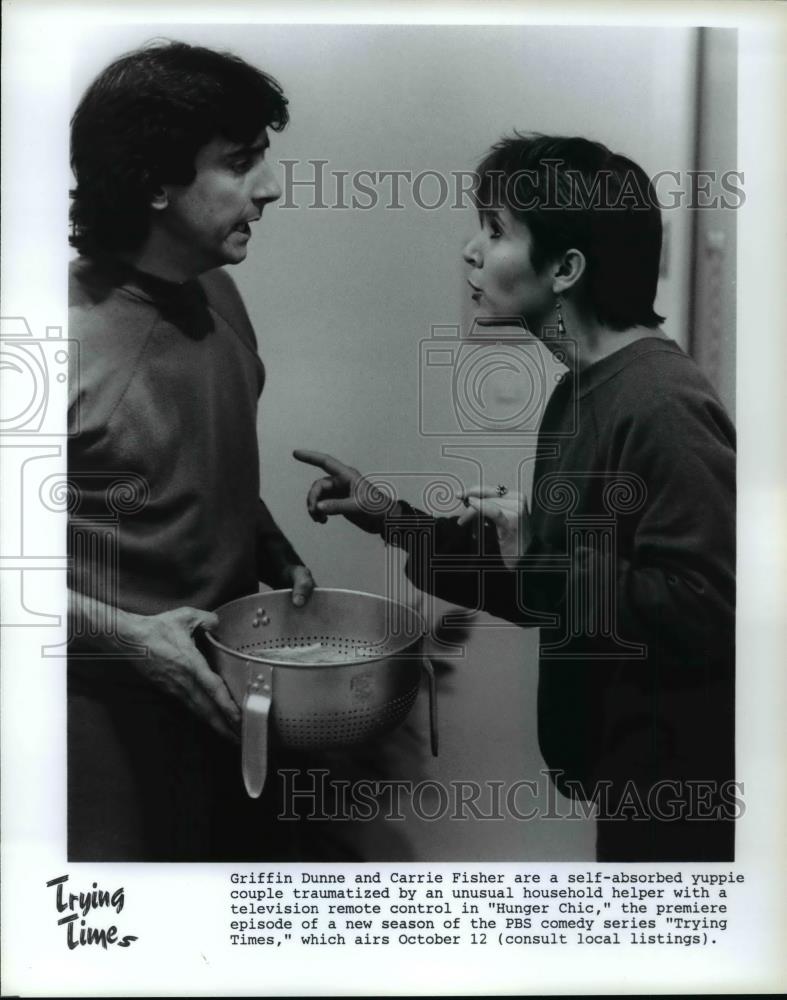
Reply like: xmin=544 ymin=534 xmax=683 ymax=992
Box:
xmin=70 ymin=40 xmax=289 ymax=257
xmin=475 ymin=134 xmax=665 ymax=330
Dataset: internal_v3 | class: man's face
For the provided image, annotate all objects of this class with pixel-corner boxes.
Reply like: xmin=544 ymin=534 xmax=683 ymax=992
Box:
xmin=462 ymin=207 xmax=555 ymax=333
xmin=156 ymin=129 xmax=281 ymax=276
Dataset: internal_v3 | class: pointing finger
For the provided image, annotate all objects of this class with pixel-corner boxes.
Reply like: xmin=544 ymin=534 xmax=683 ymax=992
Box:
xmin=293 ymin=449 xmax=355 ymax=478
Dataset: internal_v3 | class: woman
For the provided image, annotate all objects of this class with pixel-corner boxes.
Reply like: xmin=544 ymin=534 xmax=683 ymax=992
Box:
xmin=295 ymin=134 xmax=736 ymax=862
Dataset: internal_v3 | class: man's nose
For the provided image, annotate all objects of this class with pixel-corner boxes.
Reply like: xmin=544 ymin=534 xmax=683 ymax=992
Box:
xmin=462 ymin=233 xmax=482 ymax=267
xmin=252 ymin=161 xmax=282 ymax=206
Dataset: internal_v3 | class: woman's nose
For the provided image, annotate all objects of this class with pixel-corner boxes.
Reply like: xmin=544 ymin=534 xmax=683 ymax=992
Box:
xmin=462 ymin=233 xmax=482 ymax=267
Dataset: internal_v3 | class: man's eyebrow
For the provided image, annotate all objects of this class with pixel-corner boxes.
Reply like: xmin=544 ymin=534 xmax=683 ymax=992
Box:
xmin=224 ymin=137 xmax=270 ymax=157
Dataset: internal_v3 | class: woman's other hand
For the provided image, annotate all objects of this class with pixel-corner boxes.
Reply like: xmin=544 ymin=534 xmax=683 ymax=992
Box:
xmin=457 ymin=487 xmax=532 ymax=570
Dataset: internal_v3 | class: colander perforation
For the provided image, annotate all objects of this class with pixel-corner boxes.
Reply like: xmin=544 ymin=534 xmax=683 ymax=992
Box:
xmin=234 ymin=632 xmax=392 ymax=659
xmin=273 ymin=690 xmax=418 ymax=746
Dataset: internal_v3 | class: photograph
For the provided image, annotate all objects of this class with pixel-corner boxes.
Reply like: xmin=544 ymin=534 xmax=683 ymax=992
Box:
xmin=2 ymin=1 xmax=785 ymax=996
xmin=63 ymin=18 xmax=736 ymax=866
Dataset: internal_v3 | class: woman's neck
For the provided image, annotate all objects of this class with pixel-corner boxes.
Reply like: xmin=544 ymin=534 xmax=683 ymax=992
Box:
xmin=576 ymin=323 xmax=666 ymax=370
xmin=546 ymin=305 xmax=666 ymax=372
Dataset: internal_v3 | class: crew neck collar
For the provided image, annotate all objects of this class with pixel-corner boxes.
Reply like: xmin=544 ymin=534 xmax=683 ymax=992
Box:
xmin=74 ymin=255 xmax=213 ymax=337
xmin=78 ymin=254 xmax=198 ymax=302
xmin=571 ymin=337 xmax=684 ymax=398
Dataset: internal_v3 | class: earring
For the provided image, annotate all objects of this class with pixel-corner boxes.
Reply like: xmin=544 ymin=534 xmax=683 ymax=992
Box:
xmin=556 ymin=297 xmax=567 ymax=338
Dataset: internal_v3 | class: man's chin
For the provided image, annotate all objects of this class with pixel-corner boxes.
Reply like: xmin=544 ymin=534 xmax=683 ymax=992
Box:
xmin=219 ymin=245 xmax=249 ymax=267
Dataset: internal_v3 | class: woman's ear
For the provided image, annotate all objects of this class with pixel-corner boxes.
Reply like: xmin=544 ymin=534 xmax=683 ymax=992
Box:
xmin=552 ymin=248 xmax=586 ymax=295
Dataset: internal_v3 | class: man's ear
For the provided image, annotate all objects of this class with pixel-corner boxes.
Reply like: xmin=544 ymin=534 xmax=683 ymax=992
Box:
xmin=150 ymin=188 xmax=169 ymax=211
xmin=552 ymin=248 xmax=586 ymax=295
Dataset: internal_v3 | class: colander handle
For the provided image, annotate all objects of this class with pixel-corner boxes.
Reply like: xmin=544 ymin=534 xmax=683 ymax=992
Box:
xmin=241 ymin=664 xmax=273 ymax=799
xmin=421 ymin=657 xmax=439 ymax=757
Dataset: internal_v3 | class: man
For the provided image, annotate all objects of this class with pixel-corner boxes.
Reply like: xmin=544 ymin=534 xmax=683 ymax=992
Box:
xmin=67 ymin=41 xmax=314 ymax=860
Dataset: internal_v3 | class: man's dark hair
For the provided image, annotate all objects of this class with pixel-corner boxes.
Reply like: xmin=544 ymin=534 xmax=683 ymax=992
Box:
xmin=70 ymin=40 xmax=289 ymax=257
xmin=475 ymin=134 xmax=665 ymax=331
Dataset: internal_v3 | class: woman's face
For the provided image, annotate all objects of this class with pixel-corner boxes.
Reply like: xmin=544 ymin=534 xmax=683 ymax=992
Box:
xmin=462 ymin=207 xmax=555 ymax=333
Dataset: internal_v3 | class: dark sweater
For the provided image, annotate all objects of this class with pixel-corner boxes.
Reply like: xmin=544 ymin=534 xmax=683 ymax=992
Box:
xmin=388 ymin=338 xmax=736 ymax=860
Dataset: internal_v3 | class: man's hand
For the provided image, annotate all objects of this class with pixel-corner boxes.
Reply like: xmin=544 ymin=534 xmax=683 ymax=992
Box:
xmin=125 ymin=606 xmax=241 ymax=742
xmin=293 ymin=449 xmax=397 ymax=534
xmin=280 ymin=563 xmax=316 ymax=607
xmin=457 ymin=487 xmax=532 ymax=571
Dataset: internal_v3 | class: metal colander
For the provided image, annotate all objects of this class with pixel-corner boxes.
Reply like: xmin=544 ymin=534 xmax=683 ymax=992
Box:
xmin=203 ymin=588 xmax=438 ymax=797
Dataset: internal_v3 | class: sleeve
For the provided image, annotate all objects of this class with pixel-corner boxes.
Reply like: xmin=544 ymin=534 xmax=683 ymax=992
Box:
xmin=609 ymin=387 xmax=735 ymax=657
xmin=528 ymin=380 xmax=736 ymax=659
xmin=382 ymin=504 xmax=546 ymax=626
xmin=202 ymin=269 xmax=293 ymax=583
xmin=386 ymin=373 xmax=736 ymax=654
xmin=256 ymin=499 xmax=306 ymax=588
